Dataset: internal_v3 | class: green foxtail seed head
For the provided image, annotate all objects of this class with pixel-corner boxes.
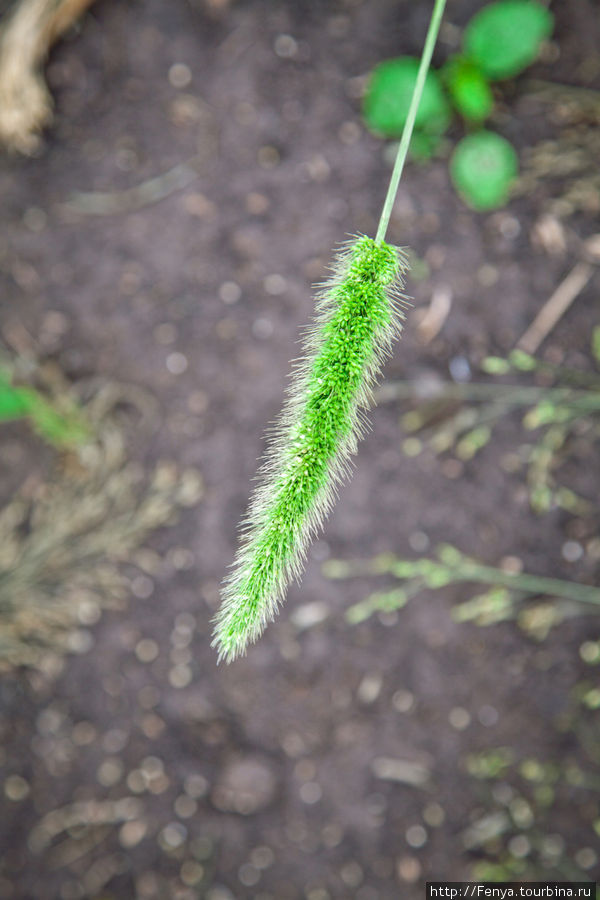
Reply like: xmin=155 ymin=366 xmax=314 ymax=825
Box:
xmin=213 ymin=235 xmax=409 ymax=662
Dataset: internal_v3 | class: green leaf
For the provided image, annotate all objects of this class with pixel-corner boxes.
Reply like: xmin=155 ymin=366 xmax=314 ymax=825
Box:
xmin=0 ymin=383 xmax=32 ymax=420
xmin=592 ymin=325 xmax=600 ymax=365
xmin=481 ymin=356 xmax=511 ymax=375
xmin=508 ymin=348 xmax=537 ymax=371
xmin=363 ymin=57 xmax=451 ymax=139
xmin=464 ymin=0 xmax=554 ymax=81
xmin=408 ymin=130 xmax=443 ymax=160
xmin=450 ymin=131 xmax=518 ymax=210
xmin=443 ymin=55 xmax=494 ymax=123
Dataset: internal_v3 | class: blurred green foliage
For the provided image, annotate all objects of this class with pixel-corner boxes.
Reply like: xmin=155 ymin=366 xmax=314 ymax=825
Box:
xmin=363 ymin=0 xmax=554 ymax=209
xmin=363 ymin=56 xmax=452 ymax=140
xmin=463 ymin=0 xmax=554 ymax=81
xmin=0 ymin=367 xmax=89 ymax=447
xmin=450 ymin=130 xmax=518 ymax=209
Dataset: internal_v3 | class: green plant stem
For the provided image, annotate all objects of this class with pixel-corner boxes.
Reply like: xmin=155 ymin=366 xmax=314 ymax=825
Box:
xmin=443 ymin=562 xmax=600 ymax=607
xmin=375 ymin=0 xmax=447 ymax=243
xmin=377 ymin=380 xmax=600 ymax=409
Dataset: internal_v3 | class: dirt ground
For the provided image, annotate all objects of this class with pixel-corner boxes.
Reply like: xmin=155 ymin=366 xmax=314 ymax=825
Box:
xmin=0 ymin=0 xmax=599 ymax=898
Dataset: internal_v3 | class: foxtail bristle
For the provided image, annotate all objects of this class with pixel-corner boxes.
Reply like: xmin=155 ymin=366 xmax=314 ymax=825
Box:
xmin=213 ymin=235 xmax=410 ymax=662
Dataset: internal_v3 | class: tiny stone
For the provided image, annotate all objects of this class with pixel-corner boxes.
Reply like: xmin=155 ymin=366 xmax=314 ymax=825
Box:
xmin=250 ymin=846 xmax=275 ymax=869
xmin=205 ymin=889 xmax=235 ymax=900
xmin=562 ymin=540 xmax=583 ymax=562
xmin=4 ymin=775 xmax=30 ymax=801
xmin=238 ymin=863 xmax=260 ymax=887
xmin=391 ymin=690 xmax=414 ymax=713
xmin=396 ymin=856 xmax=422 ymax=882
xmin=169 ymin=63 xmax=192 ymax=88
xmin=159 ymin=822 xmax=188 ymax=850
xmin=478 ymin=705 xmax=499 ymax=727
xmin=67 ymin=629 xmax=94 ymax=653
xmin=219 ymin=281 xmax=241 ymax=304
xmin=246 ymin=192 xmax=270 ymax=214
xmin=127 ymin=770 xmax=146 ymax=793
xmin=321 ymin=823 xmax=343 ymax=848
xmin=131 ymin=575 xmax=154 ymax=599
xmin=449 ymin=355 xmax=471 ymax=383
xmin=405 ymin=825 xmax=427 ymax=848
xmin=497 ymin=214 xmax=521 ymax=239
xmin=72 ymin=722 xmax=96 ymax=745
xmin=338 ymin=121 xmax=360 ymax=145
xmin=212 ymin=757 xmax=276 ymax=814
xmin=340 ymin=861 xmax=363 ymax=887
xmin=170 ymin=548 xmax=196 ymax=573
xmin=97 ymin=757 xmax=124 ymax=787
xmin=449 ymin=707 xmax=471 ymax=730
xmin=119 ymin=820 xmax=147 ymax=848
xmin=264 ymin=273 xmax=287 ymax=295
xmin=500 ymin=555 xmax=523 ymax=574
xmin=103 ymin=728 xmax=128 ymax=753
xmin=169 ymin=665 xmax=193 ymax=688
xmin=257 ymin=146 xmax=280 ymax=169
xmin=305 ymin=154 xmax=330 ymax=182
xmin=422 ymin=802 xmax=445 ymax=827
xmin=442 ymin=458 xmax=463 ymax=479
xmin=187 ymin=391 xmax=208 ymax=414
xmin=408 ymin=531 xmax=429 ymax=552
xmin=357 ymin=673 xmax=382 ymax=705
xmin=579 ymin=641 xmax=600 ymax=664
xmin=575 ymin=847 xmax=597 ymax=870
xmin=216 ymin=318 xmax=237 ymax=340
xmin=166 ymin=352 xmax=188 ymax=375
xmin=138 ymin=685 xmax=161 ymax=709
xmin=290 ymin=601 xmax=329 ymax=630
xmin=23 ymin=206 xmax=47 ymax=232
xmin=184 ymin=773 xmax=208 ymax=798
xmin=174 ymin=794 xmax=198 ymax=818
xmin=402 ymin=437 xmax=422 ymax=457
xmin=135 ymin=639 xmax=159 ymax=663
xmin=180 ymin=861 xmax=205 ymax=886
xmin=184 ymin=193 xmax=216 ymax=218
xmin=477 ymin=264 xmax=499 ymax=286
xmin=274 ymin=34 xmax=298 ymax=58
xmin=299 ymin=781 xmax=322 ymax=804
xmin=42 ymin=310 xmax=68 ymax=334
xmin=253 ymin=318 xmax=274 ymax=339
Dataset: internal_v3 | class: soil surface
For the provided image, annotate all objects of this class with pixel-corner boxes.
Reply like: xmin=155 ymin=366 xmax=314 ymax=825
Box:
xmin=0 ymin=1 xmax=599 ymax=899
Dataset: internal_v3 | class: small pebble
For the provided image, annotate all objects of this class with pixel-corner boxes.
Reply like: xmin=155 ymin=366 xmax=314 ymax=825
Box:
xmin=274 ymin=34 xmax=298 ymax=58
xmin=391 ymin=690 xmax=414 ymax=713
xmin=135 ymin=639 xmax=159 ymax=663
xmin=4 ymin=775 xmax=30 ymax=801
xmin=181 ymin=861 xmax=205 ymax=886
xmin=119 ymin=820 xmax=147 ymax=848
xmin=299 ymin=781 xmax=322 ymax=804
xmin=449 ymin=355 xmax=471 ymax=383
xmin=396 ymin=856 xmax=422 ymax=882
xmin=264 ymin=274 xmax=286 ymax=295
xmin=159 ymin=822 xmax=188 ymax=850
xmin=238 ymin=863 xmax=260 ymax=887
xmin=422 ymin=802 xmax=445 ymax=827
xmin=405 ymin=825 xmax=427 ymax=848
xmin=478 ymin=705 xmax=499 ymax=726
xmin=449 ymin=707 xmax=471 ymax=730
xmin=575 ymin=847 xmax=597 ymax=870
xmin=562 ymin=540 xmax=583 ymax=562
xmin=166 ymin=352 xmax=188 ymax=375
xmin=169 ymin=63 xmax=192 ymax=88
xmin=253 ymin=318 xmax=274 ymax=339
xmin=219 ymin=281 xmax=241 ymax=304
